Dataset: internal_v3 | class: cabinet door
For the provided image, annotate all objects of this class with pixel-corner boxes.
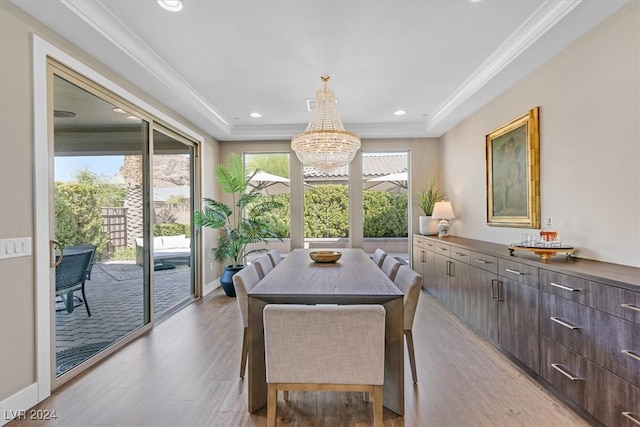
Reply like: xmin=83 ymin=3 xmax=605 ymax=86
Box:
xmin=412 ymin=244 xmax=424 ymax=277
xmin=429 ymin=253 xmax=450 ymax=308
xmin=449 ymin=259 xmax=471 ymax=323
xmin=499 ymin=277 xmax=540 ymax=373
xmin=467 ymin=267 xmax=498 ymax=344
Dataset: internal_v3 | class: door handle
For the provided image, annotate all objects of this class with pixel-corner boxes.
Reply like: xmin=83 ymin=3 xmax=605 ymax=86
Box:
xmin=50 ymin=240 xmax=63 ymax=267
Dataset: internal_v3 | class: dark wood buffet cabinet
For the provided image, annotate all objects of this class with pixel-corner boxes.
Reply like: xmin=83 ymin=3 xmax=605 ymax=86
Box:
xmin=413 ymin=234 xmax=640 ymax=427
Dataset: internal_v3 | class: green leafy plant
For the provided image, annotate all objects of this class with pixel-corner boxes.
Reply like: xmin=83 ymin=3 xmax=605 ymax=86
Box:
xmin=194 ymin=153 xmax=283 ymax=267
xmin=415 ymin=178 xmax=445 ymax=216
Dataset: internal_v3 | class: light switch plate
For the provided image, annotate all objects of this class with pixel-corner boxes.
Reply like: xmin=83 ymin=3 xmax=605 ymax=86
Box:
xmin=0 ymin=238 xmax=32 ymax=259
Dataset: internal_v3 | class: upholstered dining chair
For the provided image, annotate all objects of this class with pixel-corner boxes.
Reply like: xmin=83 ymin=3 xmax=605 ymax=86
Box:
xmin=232 ymin=263 xmax=261 ymax=378
xmin=381 ymin=256 xmax=402 ymax=282
xmin=372 ymin=248 xmax=387 ymax=268
xmin=263 ymin=304 xmax=386 ymax=427
xmin=266 ymin=249 xmax=282 ymax=267
xmin=393 ymin=265 xmax=423 ymax=383
xmin=254 ymin=255 xmax=274 ymax=280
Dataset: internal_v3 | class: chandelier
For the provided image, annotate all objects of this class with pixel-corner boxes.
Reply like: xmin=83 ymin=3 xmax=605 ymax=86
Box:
xmin=291 ymin=76 xmax=361 ymax=173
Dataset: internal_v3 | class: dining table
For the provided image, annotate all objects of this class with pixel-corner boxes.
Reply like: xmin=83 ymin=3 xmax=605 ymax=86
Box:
xmin=247 ymin=248 xmax=405 ymax=415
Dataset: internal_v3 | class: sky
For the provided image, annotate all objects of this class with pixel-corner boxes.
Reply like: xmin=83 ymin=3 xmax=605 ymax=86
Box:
xmin=55 ymin=156 xmax=124 ymax=182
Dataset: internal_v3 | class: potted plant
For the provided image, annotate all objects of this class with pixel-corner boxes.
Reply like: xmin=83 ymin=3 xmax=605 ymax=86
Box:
xmin=414 ymin=178 xmax=445 ymax=235
xmin=194 ymin=153 xmax=283 ymax=297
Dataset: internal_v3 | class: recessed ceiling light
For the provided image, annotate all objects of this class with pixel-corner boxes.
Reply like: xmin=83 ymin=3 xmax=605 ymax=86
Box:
xmin=250 ymin=112 xmax=263 ymax=118
xmin=157 ymin=0 xmax=183 ymax=12
xmin=394 ymin=110 xmax=406 ymax=116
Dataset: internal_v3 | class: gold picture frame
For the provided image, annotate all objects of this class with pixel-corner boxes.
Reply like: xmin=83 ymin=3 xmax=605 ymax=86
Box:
xmin=486 ymin=107 xmax=540 ymax=228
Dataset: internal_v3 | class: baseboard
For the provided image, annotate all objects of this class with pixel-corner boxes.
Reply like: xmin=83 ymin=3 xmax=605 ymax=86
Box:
xmin=203 ymin=278 xmax=221 ymax=296
xmin=1 ymin=383 xmax=39 ymax=426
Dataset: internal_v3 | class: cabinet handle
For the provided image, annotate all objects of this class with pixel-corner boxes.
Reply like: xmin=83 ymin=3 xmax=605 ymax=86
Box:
xmin=622 ymin=350 xmax=640 ymax=363
xmin=550 ymin=282 xmax=579 ymax=292
xmin=474 ymin=258 xmax=488 ymax=264
xmin=496 ymin=280 xmax=503 ymax=302
xmin=420 ymin=250 xmax=425 ymax=263
xmin=491 ymin=279 xmax=497 ymax=300
xmin=505 ymin=268 xmax=522 ymax=275
xmin=622 ymin=303 xmax=640 ymax=313
xmin=438 ymin=247 xmax=448 ymax=252
xmin=550 ymin=317 xmax=580 ymax=330
xmin=551 ymin=363 xmax=584 ymax=381
xmin=622 ymin=412 xmax=640 ymax=426
xmin=425 ymin=243 xmax=433 ymax=247
xmin=453 ymin=251 xmax=466 ymax=257
xmin=446 ymin=260 xmax=455 ymax=277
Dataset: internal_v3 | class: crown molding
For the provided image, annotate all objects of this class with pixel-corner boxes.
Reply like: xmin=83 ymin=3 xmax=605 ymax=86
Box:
xmin=425 ymin=0 xmax=582 ymax=132
xmin=59 ymin=0 xmax=231 ymax=135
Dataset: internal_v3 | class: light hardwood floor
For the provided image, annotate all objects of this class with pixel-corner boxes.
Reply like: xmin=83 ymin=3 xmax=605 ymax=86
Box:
xmin=9 ymin=288 xmax=591 ymax=426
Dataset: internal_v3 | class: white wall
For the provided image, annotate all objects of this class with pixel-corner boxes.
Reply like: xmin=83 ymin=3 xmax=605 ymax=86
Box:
xmin=441 ymin=2 xmax=639 ymax=267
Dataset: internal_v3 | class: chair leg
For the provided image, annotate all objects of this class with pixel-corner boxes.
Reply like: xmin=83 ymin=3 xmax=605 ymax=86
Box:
xmin=240 ymin=328 xmax=248 ymax=378
xmin=373 ymin=385 xmax=383 ymax=427
xmin=405 ymin=330 xmax=418 ymax=383
xmin=65 ymin=291 xmax=74 ymax=313
xmin=81 ymin=284 xmax=91 ymax=317
xmin=267 ymin=384 xmax=277 ymax=427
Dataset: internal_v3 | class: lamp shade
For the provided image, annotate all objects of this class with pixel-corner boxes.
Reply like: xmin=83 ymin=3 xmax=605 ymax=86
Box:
xmin=431 ymin=201 xmax=455 ymax=219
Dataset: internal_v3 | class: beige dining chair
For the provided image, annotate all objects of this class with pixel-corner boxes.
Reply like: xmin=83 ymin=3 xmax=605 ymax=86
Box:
xmin=263 ymin=304 xmax=386 ymax=427
xmin=266 ymin=249 xmax=282 ymax=267
xmin=381 ymin=256 xmax=402 ymax=281
xmin=254 ymin=254 xmax=273 ymax=280
xmin=232 ymin=263 xmax=261 ymax=378
xmin=393 ymin=265 xmax=423 ymax=383
xmin=372 ymin=248 xmax=387 ymax=268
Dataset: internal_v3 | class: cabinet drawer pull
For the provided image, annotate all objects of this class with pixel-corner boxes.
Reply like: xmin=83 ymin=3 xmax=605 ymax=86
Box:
xmin=453 ymin=252 xmax=467 ymax=256
xmin=425 ymin=243 xmax=433 ymax=247
xmin=551 ymin=363 xmax=584 ymax=381
xmin=505 ymin=268 xmax=522 ymax=275
xmin=474 ymin=259 xmax=488 ymax=264
xmin=550 ymin=282 xmax=578 ymax=292
xmin=550 ymin=317 xmax=580 ymax=330
xmin=623 ymin=412 xmax=640 ymax=426
xmin=622 ymin=303 xmax=640 ymax=313
xmin=438 ymin=247 xmax=448 ymax=251
xmin=622 ymin=350 xmax=640 ymax=363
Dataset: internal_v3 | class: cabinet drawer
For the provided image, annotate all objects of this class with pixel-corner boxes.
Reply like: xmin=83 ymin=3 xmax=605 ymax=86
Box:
xmin=498 ymin=258 xmax=538 ymax=288
xmin=413 ymin=236 xmax=425 ymax=249
xmin=422 ymin=239 xmax=437 ymax=252
xmin=594 ymin=310 xmax=640 ymax=387
xmin=541 ymin=335 xmax=640 ymax=427
xmin=540 ymin=269 xmax=640 ymax=324
xmin=434 ymin=242 xmax=450 ymax=256
xmin=541 ymin=292 xmax=594 ymax=358
xmin=450 ymin=247 xmax=470 ymax=264
xmin=469 ymin=251 xmax=498 ymax=274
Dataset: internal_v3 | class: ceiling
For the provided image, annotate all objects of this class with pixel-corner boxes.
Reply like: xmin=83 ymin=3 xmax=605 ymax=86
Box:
xmin=13 ymin=0 xmax=628 ymax=141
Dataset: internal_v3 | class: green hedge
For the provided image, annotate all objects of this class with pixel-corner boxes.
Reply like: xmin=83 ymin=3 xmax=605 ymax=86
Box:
xmin=250 ymin=185 xmax=408 ymax=238
xmin=154 ymin=223 xmax=191 ymax=237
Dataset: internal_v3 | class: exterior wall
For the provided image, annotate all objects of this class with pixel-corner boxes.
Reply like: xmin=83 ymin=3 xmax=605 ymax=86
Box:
xmin=440 ymin=2 xmax=639 ymax=267
xmin=0 ymin=1 xmax=219 ymax=407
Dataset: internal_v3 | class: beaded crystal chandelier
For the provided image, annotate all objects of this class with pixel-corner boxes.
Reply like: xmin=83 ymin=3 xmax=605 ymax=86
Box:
xmin=291 ymin=76 xmax=361 ymax=173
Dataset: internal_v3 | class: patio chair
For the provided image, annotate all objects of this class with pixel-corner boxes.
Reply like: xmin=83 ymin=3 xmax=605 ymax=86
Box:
xmin=55 ymin=249 xmax=94 ymax=316
xmin=266 ymin=249 xmax=282 ymax=267
xmin=254 ymin=254 xmax=273 ymax=280
xmin=393 ymin=265 xmax=423 ymax=383
xmin=232 ymin=264 xmax=261 ymax=378
xmin=263 ymin=304 xmax=386 ymax=427
xmin=381 ymin=256 xmax=402 ymax=281
xmin=66 ymin=244 xmax=97 ymax=280
xmin=372 ymin=248 xmax=387 ymax=268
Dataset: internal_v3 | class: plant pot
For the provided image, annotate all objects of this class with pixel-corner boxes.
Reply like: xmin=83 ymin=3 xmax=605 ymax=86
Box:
xmin=220 ymin=265 xmax=244 ymax=297
xmin=419 ymin=216 xmax=438 ymax=236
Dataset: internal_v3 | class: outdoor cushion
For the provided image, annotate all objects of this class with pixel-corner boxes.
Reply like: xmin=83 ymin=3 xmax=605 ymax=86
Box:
xmin=162 ymin=234 xmax=189 ymax=249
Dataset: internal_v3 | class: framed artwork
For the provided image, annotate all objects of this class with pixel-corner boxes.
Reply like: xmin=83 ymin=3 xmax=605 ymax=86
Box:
xmin=486 ymin=107 xmax=540 ymax=228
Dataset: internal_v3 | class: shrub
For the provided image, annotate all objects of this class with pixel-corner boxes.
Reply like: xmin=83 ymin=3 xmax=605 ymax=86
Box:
xmin=154 ymin=223 xmax=190 ymax=237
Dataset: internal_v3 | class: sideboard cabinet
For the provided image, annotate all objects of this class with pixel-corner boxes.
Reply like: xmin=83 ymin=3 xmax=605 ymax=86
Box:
xmin=412 ymin=234 xmax=640 ymax=426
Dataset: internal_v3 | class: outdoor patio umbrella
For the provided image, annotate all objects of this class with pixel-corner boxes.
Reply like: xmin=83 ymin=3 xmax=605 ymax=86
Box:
xmin=249 ymin=171 xmax=290 ymax=195
xmin=365 ymin=171 xmax=408 ymax=192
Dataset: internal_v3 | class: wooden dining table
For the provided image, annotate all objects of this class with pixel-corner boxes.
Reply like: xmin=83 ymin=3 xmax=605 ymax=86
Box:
xmin=247 ymin=248 xmax=405 ymax=415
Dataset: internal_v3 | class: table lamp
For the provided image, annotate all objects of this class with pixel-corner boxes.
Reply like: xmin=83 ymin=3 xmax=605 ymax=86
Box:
xmin=432 ymin=201 xmax=455 ymax=238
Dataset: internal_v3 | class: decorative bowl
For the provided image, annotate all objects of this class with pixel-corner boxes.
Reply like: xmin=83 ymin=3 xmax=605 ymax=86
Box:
xmin=309 ymin=251 xmax=342 ymax=263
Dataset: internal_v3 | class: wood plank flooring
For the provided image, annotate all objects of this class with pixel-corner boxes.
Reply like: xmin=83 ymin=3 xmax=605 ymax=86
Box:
xmin=9 ymin=288 xmax=590 ymax=426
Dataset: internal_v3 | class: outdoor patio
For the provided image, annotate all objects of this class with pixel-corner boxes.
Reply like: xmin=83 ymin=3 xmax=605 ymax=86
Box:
xmin=55 ymin=261 xmax=192 ymax=375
